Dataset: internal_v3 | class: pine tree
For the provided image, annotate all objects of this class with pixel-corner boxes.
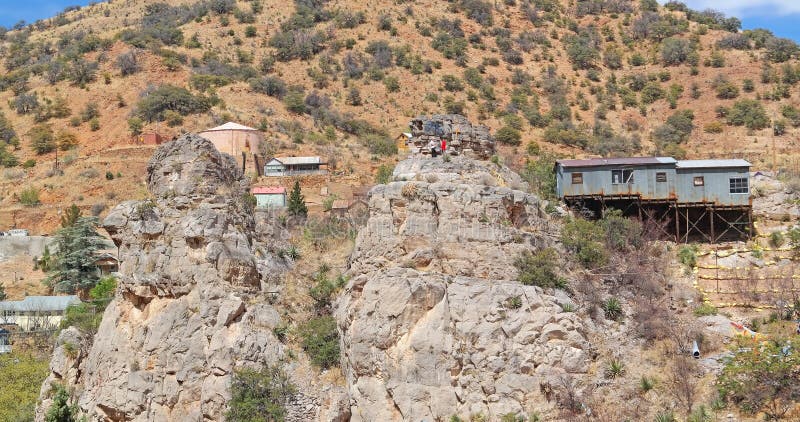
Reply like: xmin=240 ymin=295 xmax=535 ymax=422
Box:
xmin=287 ymin=181 xmax=308 ymax=217
xmin=0 ymin=282 xmax=6 ymax=301
xmin=46 ymin=216 xmax=109 ymax=294
xmin=60 ymin=204 xmax=81 ymax=228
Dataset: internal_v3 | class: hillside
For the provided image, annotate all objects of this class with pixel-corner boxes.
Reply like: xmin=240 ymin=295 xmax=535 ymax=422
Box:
xmin=2 ymin=0 xmax=800 ymax=235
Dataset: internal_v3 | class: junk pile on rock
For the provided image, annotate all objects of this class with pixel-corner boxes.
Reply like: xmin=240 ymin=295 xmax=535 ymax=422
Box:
xmin=406 ymin=114 xmax=495 ymax=159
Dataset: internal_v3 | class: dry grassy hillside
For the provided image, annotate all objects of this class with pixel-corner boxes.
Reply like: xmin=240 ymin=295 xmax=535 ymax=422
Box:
xmin=2 ymin=0 xmax=800 ymax=233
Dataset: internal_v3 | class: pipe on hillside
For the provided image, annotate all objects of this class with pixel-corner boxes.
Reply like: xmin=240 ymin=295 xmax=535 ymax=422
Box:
xmin=692 ymin=340 xmax=700 ymax=359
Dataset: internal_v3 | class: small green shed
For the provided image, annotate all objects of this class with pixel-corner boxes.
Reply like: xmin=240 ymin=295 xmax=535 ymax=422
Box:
xmin=252 ymin=186 xmax=287 ymax=208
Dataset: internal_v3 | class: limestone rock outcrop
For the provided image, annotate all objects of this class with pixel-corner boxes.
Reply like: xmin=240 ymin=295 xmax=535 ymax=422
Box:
xmin=407 ymin=114 xmax=495 ymax=159
xmin=336 ymin=156 xmax=591 ymax=420
xmin=37 ymin=134 xmax=345 ymax=422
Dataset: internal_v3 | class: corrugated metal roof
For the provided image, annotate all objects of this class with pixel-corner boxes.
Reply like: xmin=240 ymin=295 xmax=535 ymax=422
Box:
xmin=557 ymin=157 xmax=676 ymax=168
xmin=252 ymin=186 xmax=286 ymax=194
xmin=0 ymin=295 xmax=81 ymax=312
xmin=270 ymin=156 xmax=322 ymax=165
xmin=330 ymin=200 xmax=350 ymax=209
xmin=676 ymin=159 xmax=751 ymax=169
xmin=201 ymin=122 xmax=259 ymax=132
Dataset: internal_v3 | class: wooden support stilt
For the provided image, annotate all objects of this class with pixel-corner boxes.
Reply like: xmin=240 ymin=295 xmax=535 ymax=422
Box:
xmin=710 ymin=207 xmax=716 ymax=244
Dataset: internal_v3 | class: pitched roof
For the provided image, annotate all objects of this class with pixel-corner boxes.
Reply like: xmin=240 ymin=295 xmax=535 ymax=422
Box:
xmin=269 ymin=156 xmax=322 ymax=165
xmin=0 ymin=295 xmax=81 ymax=312
xmin=201 ymin=122 xmax=259 ymax=132
xmin=252 ymin=186 xmax=286 ymax=194
xmin=676 ymin=159 xmax=751 ymax=169
xmin=557 ymin=157 xmax=676 ymax=168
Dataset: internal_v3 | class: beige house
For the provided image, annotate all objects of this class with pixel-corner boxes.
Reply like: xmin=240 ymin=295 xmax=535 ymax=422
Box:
xmin=198 ymin=122 xmax=264 ymax=158
xmin=0 ymin=295 xmax=81 ymax=331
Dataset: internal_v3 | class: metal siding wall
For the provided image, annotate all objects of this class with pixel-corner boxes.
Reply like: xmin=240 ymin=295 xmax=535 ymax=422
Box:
xmin=675 ymin=168 xmax=749 ymax=205
xmin=559 ymin=165 xmax=676 ymax=199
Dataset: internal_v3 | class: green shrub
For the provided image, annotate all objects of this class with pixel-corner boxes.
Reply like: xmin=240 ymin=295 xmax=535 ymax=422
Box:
xmin=249 ymin=76 xmax=286 ymax=98
xmin=346 ymin=87 xmax=362 ymax=106
xmin=602 ymin=297 xmax=623 ymax=320
xmin=495 ymin=126 xmax=522 ymax=145
xmin=89 ymin=117 xmax=100 ymax=131
xmin=654 ymin=411 xmax=677 ymax=422
xmin=703 ymin=121 xmax=724 ymax=133
xmin=375 ymin=164 xmax=393 ymax=184
xmin=441 ymin=74 xmax=464 ymax=91
xmin=770 ymin=230 xmax=785 ymax=247
xmin=600 ymin=209 xmax=643 ymax=251
xmin=0 ymin=144 xmax=18 ymax=167
xmin=136 ymin=84 xmax=211 ymax=122
xmin=661 ymin=37 xmax=693 ymax=65
xmin=715 ymin=81 xmax=739 ymax=99
xmin=639 ymin=375 xmax=655 ymax=393
xmin=61 ymin=303 xmax=103 ymax=333
xmin=514 ymin=248 xmax=566 ymax=289
xmin=765 ymin=37 xmax=798 ymax=63
xmin=718 ymin=336 xmax=800 ymax=419
xmin=383 ymin=76 xmax=400 ymax=92
xmin=561 ymin=218 xmax=608 ymax=268
xmin=29 ymin=123 xmax=55 ymax=154
xmin=363 ymin=135 xmax=397 ymax=156
xmin=726 ymin=99 xmax=770 ymax=130
xmin=282 ymin=90 xmax=307 ymax=114
xmin=640 ymin=82 xmax=665 ymax=104
xmin=604 ymin=358 xmax=626 ymax=378
xmin=19 ymin=187 xmax=40 ymax=206
xmin=309 ymin=270 xmax=346 ymax=312
xmin=128 ymin=117 xmax=144 ymax=135
xmin=678 ymin=244 xmax=698 ymax=267
xmin=564 ymin=29 xmax=600 ymax=69
xmin=693 ymin=302 xmax=718 ymax=316
xmin=297 ymin=316 xmax=340 ymax=369
xmin=22 ymin=159 xmax=36 ymax=169
xmin=226 ymin=365 xmax=296 ymax=422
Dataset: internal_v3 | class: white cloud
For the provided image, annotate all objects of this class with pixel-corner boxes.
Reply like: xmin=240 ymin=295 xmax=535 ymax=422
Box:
xmin=676 ymin=1 xmax=800 ymax=16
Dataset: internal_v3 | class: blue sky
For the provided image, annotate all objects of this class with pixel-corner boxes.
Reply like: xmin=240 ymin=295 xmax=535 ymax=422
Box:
xmin=677 ymin=1 xmax=800 ymax=41
xmin=0 ymin=1 xmax=98 ymax=27
xmin=1 ymin=1 xmax=800 ymax=42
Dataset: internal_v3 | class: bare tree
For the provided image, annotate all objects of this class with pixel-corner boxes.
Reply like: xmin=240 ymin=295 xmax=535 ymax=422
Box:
xmin=667 ymin=356 xmax=699 ymax=415
xmin=117 ymin=49 xmax=140 ymax=76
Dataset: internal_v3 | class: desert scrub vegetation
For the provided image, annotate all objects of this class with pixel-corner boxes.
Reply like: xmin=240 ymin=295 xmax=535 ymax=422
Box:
xmin=560 ymin=210 xmax=643 ymax=269
xmin=19 ymin=187 xmax=41 ymax=206
xmin=226 ymin=364 xmax=296 ymax=422
xmin=514 ymin=248 xmax=566 ymax=289
xmin=717 ymin=336 xmax=800 ymax=419
xmin=0 ymin=352 xmax=50 ymax=421
xmin=297 ymin=316 xmax=340 ymax=369
xmin=375 ymin=164 xmax=394 ymax=184
xmin=135 ymin=84 xmax=212 ymax=122
xmin=725 ymin=99 xmax=770 ymax=130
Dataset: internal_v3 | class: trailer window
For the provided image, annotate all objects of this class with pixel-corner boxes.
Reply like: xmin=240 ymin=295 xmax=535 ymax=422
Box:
xmin=693 ymin=176 xmax=705 ymax=186
xmin=730 ymin=177 xmax=748 ymax=194
xmin=611 ymin=169 xmax=633 ymax=184
xmin=656 ymin=172 xmax=667 ymax=182
xmin=571 ymin=173 xmax=583 ymax=184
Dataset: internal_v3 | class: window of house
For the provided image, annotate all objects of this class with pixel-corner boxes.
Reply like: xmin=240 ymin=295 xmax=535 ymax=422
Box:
xmin=656 ymin=172 xmax=667 ymax=183
xmin=611 ymin=169 xmax=634 ymax=184
xmin=693 ymin=176 xmax=705 ymax=186
xmin=730 ymin=177 xmax=748 ymax=194
xmin=571 ymin=172 xmax=583 ymax=184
